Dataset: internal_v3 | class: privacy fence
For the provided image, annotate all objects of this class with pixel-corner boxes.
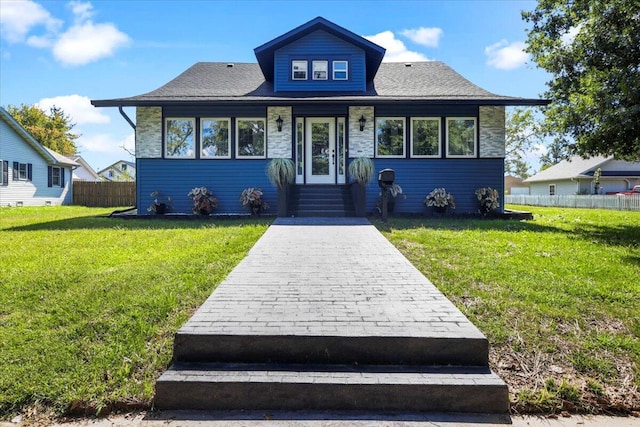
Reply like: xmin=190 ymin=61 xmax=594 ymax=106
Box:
xmin=73 ymin=181 xmax=136 ymax=207
xmin=505 ymin=194 xmax=640 ymax=211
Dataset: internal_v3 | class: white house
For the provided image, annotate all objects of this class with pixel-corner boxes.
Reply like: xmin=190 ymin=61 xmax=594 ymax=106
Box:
xmin=525 ymin=156 xmax=640 ymax=196
xmin=97 ymin=160 xmax=136 ymax=181
xmin=0 ymin=107 xmax=78 ymax=207
xmin=71 ymin=155 xmax=100 ymax=181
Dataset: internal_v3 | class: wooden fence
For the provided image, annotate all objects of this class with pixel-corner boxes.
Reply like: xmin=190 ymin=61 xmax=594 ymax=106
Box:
xmin=73 ymin=181 xmax=136 ymax=207
xmin=505 ymin=194 xmax=640 ymax=211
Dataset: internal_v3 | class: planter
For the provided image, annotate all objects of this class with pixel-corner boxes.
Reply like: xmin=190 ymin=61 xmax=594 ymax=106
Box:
xmin=250 ymin=204 xmax=262 ymax=216
xmin=351 ymin=182 xmax=366 ymax=217
xmin=435 ymin=206 xmax=447 ymax=214
xmin=277 ymin=185 xmax=290 ymax=217
xmin=198 ymin=208 xmax=210 ymax=216
xmin=153 ymin=203 xmax=166 ymax=215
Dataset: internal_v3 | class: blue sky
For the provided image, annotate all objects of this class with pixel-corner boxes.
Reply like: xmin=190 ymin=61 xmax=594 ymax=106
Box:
xmin=1 ymin=0 xmax=549 ymax=172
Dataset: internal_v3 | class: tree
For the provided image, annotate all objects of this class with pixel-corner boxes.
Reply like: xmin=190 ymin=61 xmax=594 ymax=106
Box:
xmin=505 ymin=107 xmax=545 ymax=179
xmin=539 ymin=139 xmax=569 ymax=170
xmin=523 ymin=0 xmax=640 ymax=160
xmin=6 ymin=104 xmax=79 ymax=156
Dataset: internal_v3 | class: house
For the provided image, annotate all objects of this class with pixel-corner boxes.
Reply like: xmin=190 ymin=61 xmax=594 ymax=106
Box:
xmin=0 ymin=107 xmax=78 ymax=207
xmin=97 ymin=160 xmax=136 ymax=181
xmin=91 ymin=17 xmax=545 ymax=215
xmin=525 ymin=156 xmax=640 ymax=196
xmin=71 ymin=155 xmax=100 ymax=181
xmin=505 ymin=175 xmax=530 ymax=195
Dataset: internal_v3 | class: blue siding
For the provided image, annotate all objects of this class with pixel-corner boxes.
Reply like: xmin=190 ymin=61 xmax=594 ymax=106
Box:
xmin=358 ymin=158 xmax=505 ymax=214
xmin=274 ymin=30 xmax=366 ymax=92
xmin=138 ymin=159 xmax=277 ymax=215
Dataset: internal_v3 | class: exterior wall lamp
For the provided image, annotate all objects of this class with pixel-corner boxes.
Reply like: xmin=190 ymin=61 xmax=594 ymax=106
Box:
xmin=276 ymin=115 xmax=283 ymax=132
xmin=359 ymin=115 xmax=366 ymax=131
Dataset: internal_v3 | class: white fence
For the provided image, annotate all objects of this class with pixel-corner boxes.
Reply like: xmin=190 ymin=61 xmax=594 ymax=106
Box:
xmin=505 ymin=194 xmax=640 ymax=211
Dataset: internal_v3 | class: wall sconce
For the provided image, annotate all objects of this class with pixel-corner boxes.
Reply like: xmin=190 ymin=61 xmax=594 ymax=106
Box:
xmin=359 ymin=115 xmax=366 ymax=131
xmin=276 ymin=115 xmax=283 ymax=132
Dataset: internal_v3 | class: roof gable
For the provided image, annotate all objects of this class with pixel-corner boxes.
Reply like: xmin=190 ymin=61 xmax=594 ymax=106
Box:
xmin=525 ymin=156 xmax=613 ymax=182
xmin=254 ymin=16 xmax=385 ymax=82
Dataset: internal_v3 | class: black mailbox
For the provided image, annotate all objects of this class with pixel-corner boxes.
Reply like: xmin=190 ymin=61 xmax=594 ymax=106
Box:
xmin=378 ymin=168 xmax=395 ymax=188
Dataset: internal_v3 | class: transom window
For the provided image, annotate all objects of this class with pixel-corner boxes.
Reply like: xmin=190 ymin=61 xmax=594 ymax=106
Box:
xmin=446 ymin=117 xmax=476 ymax=157
xmin=292 ymin=60 xmax=308 ymax=80
xmin=201 ymin=118 xmax=231 ymax=158
xmin=313 ymin=60 xmax=328 ymax=80
xmin=411 ymin=118 xmax=441 ymax=158
xmin=165 ymin=118 xmax=195 ymax=158
xmin=236 ymin=118 xmax=266 ymax=158
xmin=333 ymin=60 xmax=348 ymax=80
xmin=376 ymin=118 xmax=405 ymax=158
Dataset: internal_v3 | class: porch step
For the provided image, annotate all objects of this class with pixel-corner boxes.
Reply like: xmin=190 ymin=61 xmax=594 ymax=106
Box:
xmin=290 ymin=185 xmax=355 ymax=217
xmin=155 ymin=362 xmax=509 ymax=413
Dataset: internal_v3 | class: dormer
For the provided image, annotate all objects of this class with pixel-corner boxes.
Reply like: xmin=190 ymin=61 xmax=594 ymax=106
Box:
xmin=254 ymin=17 xmax=385 ymax=93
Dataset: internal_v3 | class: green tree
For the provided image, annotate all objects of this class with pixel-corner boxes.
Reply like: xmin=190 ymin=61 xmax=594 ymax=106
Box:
xmin=523 ymin=0 xmax=640 ymax=160
xmin=505 ymin=108 xmax=545 ymax=179
xmin=539 ymin=139 xmax=570 ymax=170
xmin=6 ymin=104 xmax=79 ymax=156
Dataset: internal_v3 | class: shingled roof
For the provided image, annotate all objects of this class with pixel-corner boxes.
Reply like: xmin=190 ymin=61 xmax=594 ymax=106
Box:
xmin=92 ymin=61 xmax=546 ymax=107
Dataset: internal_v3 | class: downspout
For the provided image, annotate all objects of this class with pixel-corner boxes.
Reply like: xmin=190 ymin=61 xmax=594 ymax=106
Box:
xmin=119 ymin=106 xmax=136 ymax=130
xmin=112 ymin=105 xmax=137 ymax=216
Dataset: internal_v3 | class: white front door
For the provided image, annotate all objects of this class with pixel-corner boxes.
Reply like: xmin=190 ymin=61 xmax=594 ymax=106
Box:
xmin=305 ymin=118 xmax=336 ymax=184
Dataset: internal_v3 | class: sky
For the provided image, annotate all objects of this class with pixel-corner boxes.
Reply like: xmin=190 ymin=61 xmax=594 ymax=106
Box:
xmin=0 ymin=0 xmax=551 ymax=173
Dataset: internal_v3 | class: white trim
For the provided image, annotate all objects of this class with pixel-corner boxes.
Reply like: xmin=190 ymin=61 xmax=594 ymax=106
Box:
xmin=0 ymin=160 xmax=5 ymax=186
xmin=18 ymin=162 xmax=28 ymax=180
xmin=445 ymin=117 xmax=477 ymax=158
xmin=410 ymin=117 xmax=441 ymax=158
xmin=337 ymin=117 xmax=346 ymax=184
xmin=51 ymin=166 xmax=61 ymax=187
xmin=292 ymin=60 xmax=308 ymax=80
xmin=312 ymin=60 xmax=328 ymax=80
xmin=236 ymin=118 xmax=266 ymax=159
xmin=332 ymin=60 xmax=348 ymax=80
xmin=305 ymin=117 xmax=336 ymax=184
xmin=375 ymin=117 xmax=406 ymax=158
xmin=164 ymin=117 xmax=196 ymax=159
xmin=295 ymin=118 xmax=304 ymax=184
xmin=200 ymin=118 xmax=231 ymax=159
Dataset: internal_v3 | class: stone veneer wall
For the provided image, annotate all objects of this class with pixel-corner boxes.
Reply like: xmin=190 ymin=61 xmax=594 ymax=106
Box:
xmin=479 ymin=106 xmax=505 ymax=158
xmin=348 ymin=106 xmax=374 ymax=157
xmin=267 ymin=107 xmax=292 ymax=158
xmin=136 ymin=107 xmax=162 ymax=158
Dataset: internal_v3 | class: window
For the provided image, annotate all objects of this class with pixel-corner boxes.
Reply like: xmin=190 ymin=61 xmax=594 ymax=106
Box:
xmin=333 ymin=60 xmax=348 ymax=80
xmin=13 ymin=162 xmax=32 ymax=181
xmin=0 ymin=160 xmax=8 ymax=186
xmin=312 ymin=61 xmax=328 ymax=80
xmin=296 ymin=119 xmax=304 ymax=179
xmin=121 ymin=163 xmax=127 ymax=171
xmin=47 ymin=165 xmax=64 ymax=187
xmin=52 ymin=167 xmax=61 ymax=186
xmin=446 ymin=117 xmax=476 ymax=157
xmin=201 ymin=118 xmax=231 ymax=158
xmin=376 ymin=118 xmax=405 ymax=158
xmin=411 ymin=118 xmax=441 ymax=157
xmin=549 ymin=184 xmax=556 ymax=196
xmin=236 ymin=118 xmax=266 ymax=158
xmin=292 ymin=60 xmax=308 ymax=80
xmin=165 ymin=118 xmax=195 ymax=158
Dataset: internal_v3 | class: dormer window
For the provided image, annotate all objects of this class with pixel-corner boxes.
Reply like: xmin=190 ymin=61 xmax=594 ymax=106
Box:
xmin=313 ymin=60 xmax=328 ymax=80
xmin=292 ymin=60 xmax=308 ymax=80
xmin=333 ymin=60 xmax=348 ymax=80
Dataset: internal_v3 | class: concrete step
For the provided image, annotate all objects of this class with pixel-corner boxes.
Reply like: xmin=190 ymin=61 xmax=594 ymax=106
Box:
xmin=155 ymin=362 xmax=509 ymax=413
xmin=172 ymin=333 xmax=489 ymax=366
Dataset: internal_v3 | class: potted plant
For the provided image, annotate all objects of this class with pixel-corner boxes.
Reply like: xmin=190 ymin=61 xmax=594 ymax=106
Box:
xmin=348 ymin=157 xmax=374 ymax=217
xmin=424 ymin=187 xmax=456 ymax=213
xmin=240 ymin=187 xmax=269 ymax=215
xmin=475 ymin=187 xmax=500 ymax=216
xmin=377 ymin=183 xmax=406 ymax=213
xmin=266 ymin=158 xmax=295 ymax=217
xmin=187 ymin=186 xmax=217 ymax=215
xmin=147 ymin=191 xmax=172 ymax=215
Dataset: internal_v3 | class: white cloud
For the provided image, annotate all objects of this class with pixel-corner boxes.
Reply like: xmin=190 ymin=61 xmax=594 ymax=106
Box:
xmin=78 ymin=132 xmax=134 ymax=155
xmin=68 ymin=1 xmax=94 ymax=23
xmin=0 ymin=0 xmax=62 ymax=43
xmin=36 ymin=94 xmax=110 ymax=125
xmin=561 ymin=24 xmax=582 ymax=46
xmin=365 ymin=31 xmax=428 ymax=62
xmin=485 ymin=40 xmax=529 ymax=70
xmin=53 ymin=21 xmax=130 ymax=66
xmin=400 ymin=27 xmax=443 ymax=48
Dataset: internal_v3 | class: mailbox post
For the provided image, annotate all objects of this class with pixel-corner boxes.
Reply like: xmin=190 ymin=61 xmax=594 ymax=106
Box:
xmin=378 ymin=169 xmax=395 ymax=222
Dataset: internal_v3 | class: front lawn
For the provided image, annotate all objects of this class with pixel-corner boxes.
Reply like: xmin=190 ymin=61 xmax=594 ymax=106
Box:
xmin=0 ymin=207 xmax=271 ymax=419
xmin=375 ymin=205 xmax=639 ymax=414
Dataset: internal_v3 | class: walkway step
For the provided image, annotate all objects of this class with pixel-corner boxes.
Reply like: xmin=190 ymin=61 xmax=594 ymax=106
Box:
xmin=155 ymin=362 xmax=509 ymax=413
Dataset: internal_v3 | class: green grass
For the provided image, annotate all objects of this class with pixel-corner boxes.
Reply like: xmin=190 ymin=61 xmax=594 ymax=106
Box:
xmin=375 ymin=205 xmax=640 ymax=413
xmin=0 ymin=207 xmax=271 ymax=418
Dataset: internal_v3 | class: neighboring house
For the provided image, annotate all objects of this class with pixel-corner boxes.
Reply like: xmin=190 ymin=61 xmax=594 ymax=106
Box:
xmin=71 ymin=155 xmax=100 ymax=181
xmin=97 ymin=160 xmax=136 ymax=181
xmin=0 ymin=107 xmax=78 ymax=207
xmin=525 ymin=156 xmax=640 ymax=196
xmin=92 ymin=17 xmax=545 ymax=215
xmin=505 ymin=175 xmax=530 ymax=195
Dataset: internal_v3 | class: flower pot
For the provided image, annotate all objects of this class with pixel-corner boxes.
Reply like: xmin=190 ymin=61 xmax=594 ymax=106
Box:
xmin=277 ymin=185 xmax=290 ymax=217
xmin=435 ymin=206 xmax=447 ymax=213
xmin=251 ymin=204 xmax=262 ymax=216
xmin=199 ymin=208 xmax=210 ymax=216
xmin=154 ymin=203 xmax=166 ymax=215
xmin=351 ymin=182 xmax=366 ymax=217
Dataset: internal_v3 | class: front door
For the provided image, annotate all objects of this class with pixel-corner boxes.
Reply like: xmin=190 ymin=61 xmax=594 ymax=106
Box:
xmin=305 ymin=118 xmax=336 ymax=184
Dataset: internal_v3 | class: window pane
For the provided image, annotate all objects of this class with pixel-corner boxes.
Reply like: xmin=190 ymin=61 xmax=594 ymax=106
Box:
xmin=412 ymin=119 xmax=440 ymax=156
xmin=165 ymin=118 xmax=195 ymax=158
xmin=447 ymin=118 xmax=476 ymax=156
xmin=19 ymin=163 xmax=27 ymax=180
xmin=376 ymin=119 xmax=405 ymax=157
xmin=333 ymin=61 xmax=348 ymax=80
xmin=52 ymin=167 xmax=61 ymax=186
xmin=237 ymin=119 xmax=265 ymax=157
xmin=296 ymin=121 xmax=303 ymax=175
xmin=313 ymin=61 xmax=327 ymax=80
xmin=292 ymin=60 xmax=307 ymax=80
xmin=338 ymin=121 xmax=345 ymax=175
xmin=201 ymin=119 xmax=230 ymax=158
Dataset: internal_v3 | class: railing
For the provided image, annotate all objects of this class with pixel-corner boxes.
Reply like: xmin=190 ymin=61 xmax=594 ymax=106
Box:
xmin=73 ymin=181 xmax=136 ymax=207
xmin=505 ymin=194 xmax=640 ymax=211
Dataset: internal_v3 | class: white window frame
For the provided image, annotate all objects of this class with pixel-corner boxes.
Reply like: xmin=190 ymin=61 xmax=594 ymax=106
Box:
xmin=445 ymin=117 xmax=477 ymax=158
xmin=312 ymin=60 xmax=328 ymax=80
xmin=0 ymin=160 xmax=5 ymax=186
xmin=375 ymin=117 xmax=406 ymax=158
xmin=51 ymin=167 xmax=61 ymax=187
xmin=236 ymin=118 xmax=266 ymax=159
xmin=410 ymin=117 xmax=441 ymax=158
xmin=165 ymin=117 xmax=196 ymax=159
xmin=292 ymin=60 xmax=308 ymax=80
xmin=549 ymin=184 xmax=556 ymax=196
xmin=18 ymin=162 xmax=28 ymax=180
xmin=332 ymin=60 xmax=348 ymax=80
xmin=200 ymin=118 xmax=231 ymax=159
